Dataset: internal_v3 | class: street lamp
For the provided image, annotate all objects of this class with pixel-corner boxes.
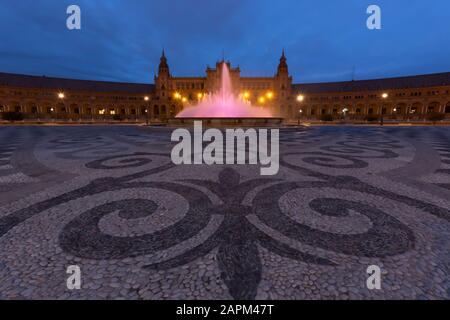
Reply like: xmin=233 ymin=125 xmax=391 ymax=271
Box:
xmin=296 ymin=94 xmax=305 ymax=124
xmin=144 ymin=96 xmax=150 ymax=125
xmin=298 ymin=109 xmax=304 ymax=125
xmin=380 ymin=93 xmax=388 ymax=126
xmin=58 ymin=92 xmax=65 ymax=121
xmin=343 ymin=107 xmax=348 ymax=119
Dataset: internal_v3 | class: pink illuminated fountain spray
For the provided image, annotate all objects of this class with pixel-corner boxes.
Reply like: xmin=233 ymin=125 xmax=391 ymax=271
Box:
xmin=177 ymin=62 xmax=273 ymax=118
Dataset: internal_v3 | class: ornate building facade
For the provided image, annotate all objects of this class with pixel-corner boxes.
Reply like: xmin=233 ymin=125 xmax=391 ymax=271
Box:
xmin=1 ymin=50 xmax=450 ymax=122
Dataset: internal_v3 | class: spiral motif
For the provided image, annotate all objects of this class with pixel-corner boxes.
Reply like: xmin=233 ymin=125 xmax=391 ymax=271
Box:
xmin=85 ymin=152 xmax=157 ymax=169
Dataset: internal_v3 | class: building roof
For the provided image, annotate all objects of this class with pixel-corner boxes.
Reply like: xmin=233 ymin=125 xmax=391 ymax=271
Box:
xmin=0 ymin=72 xmax=155 ymax=94
xmin=292 ymin=72 xmax=450 ymax=94
xmin=1 ymin=71 xmax=450 ymax=95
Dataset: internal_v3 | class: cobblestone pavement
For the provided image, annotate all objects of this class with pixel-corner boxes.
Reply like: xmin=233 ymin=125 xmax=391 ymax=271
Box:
xmin=0 ymin=125 xmax=449 ymax=300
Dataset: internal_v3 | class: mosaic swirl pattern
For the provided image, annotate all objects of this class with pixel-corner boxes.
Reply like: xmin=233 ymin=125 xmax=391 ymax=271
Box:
xmin=0 ymin=125 xmax=448 ymax=300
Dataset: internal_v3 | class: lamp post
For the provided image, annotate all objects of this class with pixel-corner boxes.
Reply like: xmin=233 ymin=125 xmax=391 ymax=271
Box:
xmin=342 ymin=108 xmax=349 ymax=121
xmin=144 ymin=96 xmax=149 ymax=126
xmin=58 ymin=92 xmax=65 ymax=122
xmin=381 ymin=93 xmax=388 ymax=126
xmin=298 ymin=109 xmax=303 ymax=125
xmin=296 ymin=94 xmax=304 ymax=125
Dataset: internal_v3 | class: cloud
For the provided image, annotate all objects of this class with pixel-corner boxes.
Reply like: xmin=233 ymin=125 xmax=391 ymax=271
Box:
xmin=0 ymin=0 xmax=449 ymax=83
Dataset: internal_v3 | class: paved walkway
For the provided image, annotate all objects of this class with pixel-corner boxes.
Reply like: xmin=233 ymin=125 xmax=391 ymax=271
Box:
xmin=0 ymin=125 xmax=448 ymax=300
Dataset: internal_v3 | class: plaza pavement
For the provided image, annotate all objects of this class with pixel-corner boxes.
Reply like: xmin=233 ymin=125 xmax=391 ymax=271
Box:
xmin=0 ymin=125 xmax=448 ymax=300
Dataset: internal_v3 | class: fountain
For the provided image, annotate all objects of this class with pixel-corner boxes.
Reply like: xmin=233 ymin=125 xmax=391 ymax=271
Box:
xmin=171 ymin=62 xmax=282 ymax=126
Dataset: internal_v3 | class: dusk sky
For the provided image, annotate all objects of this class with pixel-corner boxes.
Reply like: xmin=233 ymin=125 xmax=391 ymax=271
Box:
xmin=0 ymin=0 xmax=449 ymax=84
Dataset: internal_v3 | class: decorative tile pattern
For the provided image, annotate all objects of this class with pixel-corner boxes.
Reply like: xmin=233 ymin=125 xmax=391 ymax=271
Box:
xmin=0 ymin=125 xmax=448 ymax=300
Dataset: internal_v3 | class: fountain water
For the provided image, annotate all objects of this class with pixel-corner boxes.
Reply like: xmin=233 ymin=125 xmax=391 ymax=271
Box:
xmin=176 ymin=62 xmax=273 ymax=119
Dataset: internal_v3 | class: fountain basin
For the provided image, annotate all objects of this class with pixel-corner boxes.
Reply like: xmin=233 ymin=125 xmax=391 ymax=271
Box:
xmin=168 ymin=117 xmax=284 ymax=127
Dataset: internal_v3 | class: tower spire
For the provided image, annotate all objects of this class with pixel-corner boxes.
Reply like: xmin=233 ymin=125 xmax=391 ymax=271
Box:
xmin=277 ymin=49 xmax=288 ymax=76
xmin=158 ymin=49 xmax=170 ymax=77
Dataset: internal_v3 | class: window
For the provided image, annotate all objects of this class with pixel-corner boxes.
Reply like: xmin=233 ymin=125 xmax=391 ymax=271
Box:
xmin=32 ymin=106 xmax=38 ymax=114
xmin=99 ymin=109 xmax=106 ymax=115
xmin=74 ymin=108 xmax=80 ymax=114
xmin=0 ymin=105 xmax=4 ymax=112
xmin=15 ymin=106 xmax=21 ymax=112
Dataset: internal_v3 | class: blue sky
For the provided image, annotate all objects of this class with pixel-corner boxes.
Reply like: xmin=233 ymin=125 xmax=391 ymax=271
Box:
xmin=0 ymin=0 xmax=449 ymax=84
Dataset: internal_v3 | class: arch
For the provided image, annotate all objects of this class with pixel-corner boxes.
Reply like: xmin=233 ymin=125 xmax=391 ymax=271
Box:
xmin=427 ymin=101 xmax=440 ymax=113
xmin=410 ymin=102 xmax=423 ymax=115
xmin=97 ymin=106 xmax=106 ymax=115
xmin=70 ymin=104 xmax=79 ymax=115
xmin=396 ymin=103 xmax=407 ymax=115
xmin=10 ymin=101 xmax=21 ymax=113
xmin=368 ymin=103 xmax=377 ymax=115
xmin=83 ymin=104 xmax=92 ymax=116
xmin=108 ymin=106 xmax=117 ymax=115
xmin=22 ymin=101 xmax=34 ymax=114
xmin=42 ymin=102 xmax=53 ymax=114
xmin=355 ymin=105 xmax=363 ymax=115
xmin=30 ymin=102 xmax=39 ymax=114
xmin=57 ymin=103 xmax=66 ymax=113
xmin=331 ymin=105 xmax=340 ymax=115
